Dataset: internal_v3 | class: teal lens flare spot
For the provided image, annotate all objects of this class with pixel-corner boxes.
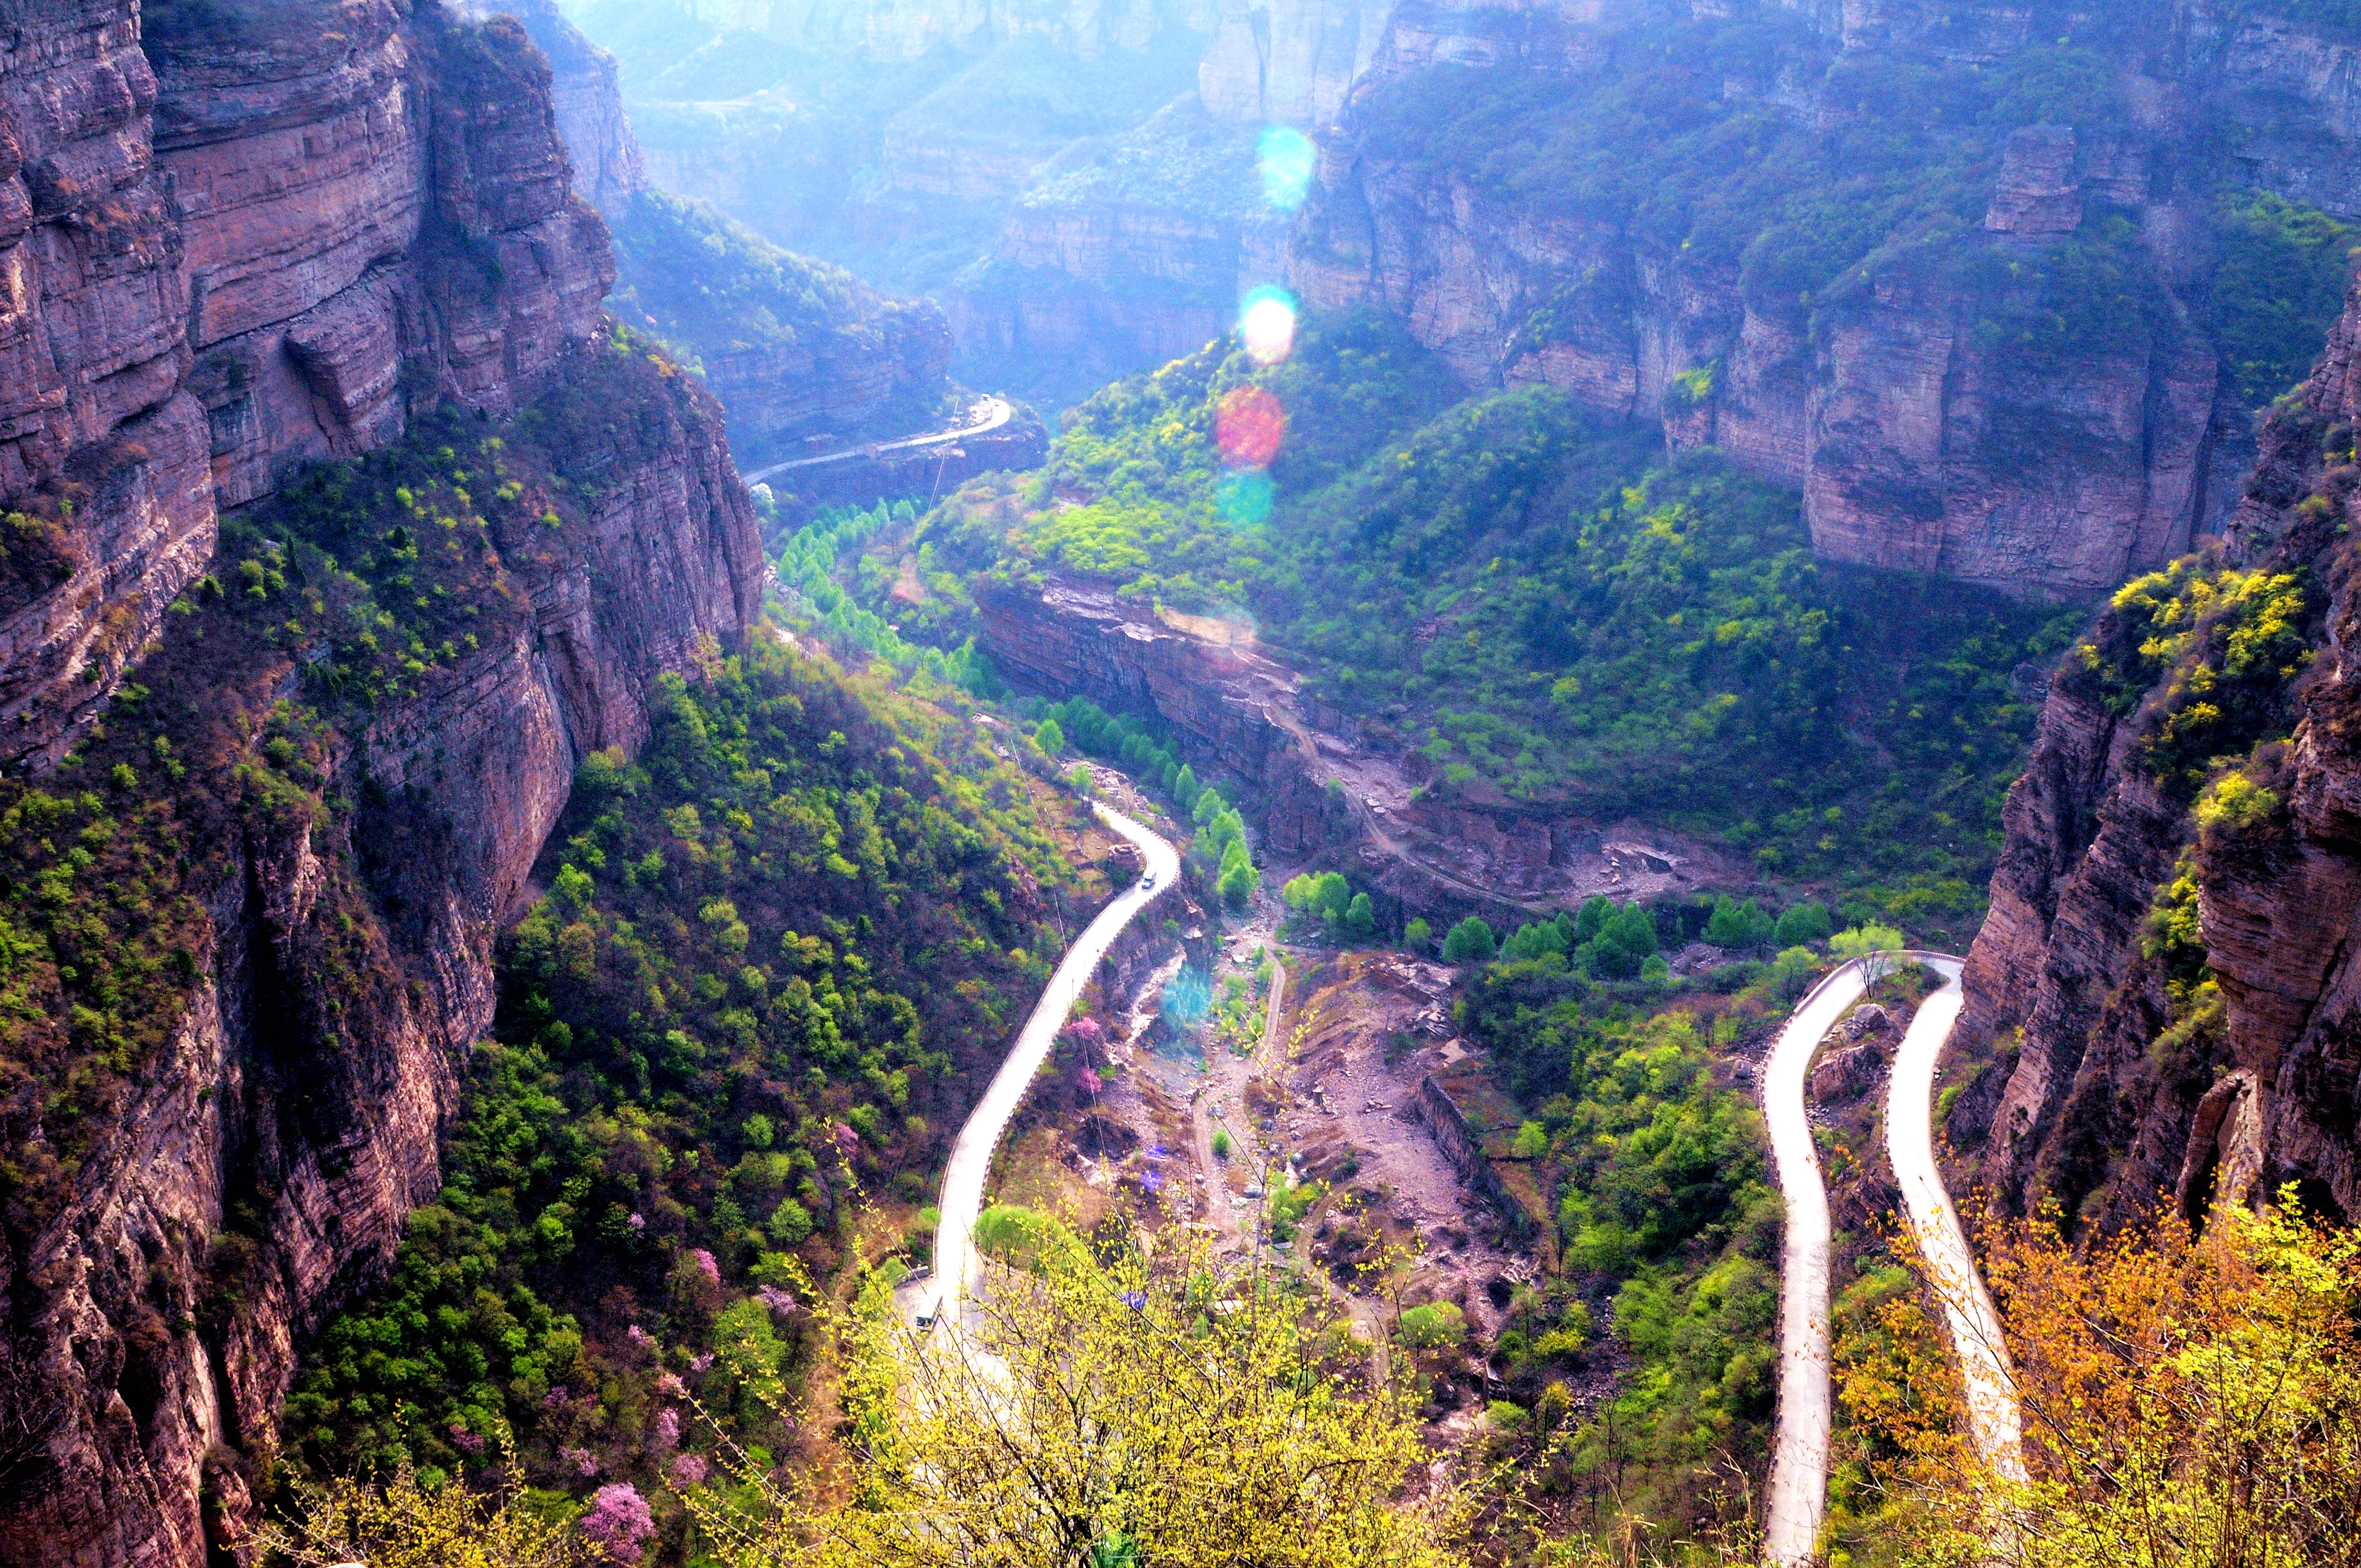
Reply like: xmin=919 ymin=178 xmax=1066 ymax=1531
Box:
xmin=1218 ymin=470 xmax=1275 ymax=525
xmin=1259 ymin=126 xmax=1315 ymax=210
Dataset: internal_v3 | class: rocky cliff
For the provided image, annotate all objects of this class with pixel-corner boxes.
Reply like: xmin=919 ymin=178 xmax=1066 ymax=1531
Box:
xmin=467 ymin=0 xmax=963 ymax=459
xmin=0 ymin=0 xmax=617 ymax=771
xmin=1281 ymin=0 xmax=2361 ymax=598
xmin=0 ymin=4 xmax=766 ymax=1561
xmin=1953 ymin=268 xmax=2361 ymax=1230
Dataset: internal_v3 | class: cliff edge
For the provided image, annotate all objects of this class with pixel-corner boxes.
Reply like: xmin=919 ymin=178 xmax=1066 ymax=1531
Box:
xmin=1955 ymin=268 xmax=2361 ymax=1231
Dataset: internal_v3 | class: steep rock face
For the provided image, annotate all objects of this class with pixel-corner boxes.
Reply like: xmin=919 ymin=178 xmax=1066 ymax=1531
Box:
xmin=1293 ymin=99 xmax=2221 ymax=597
xmin=1956 ymin=274 xmax=2361 ymax=1227
xmin=0 ymin=6 xmax=766 ymax=1562
xmin=146 ymin=0 xmax=616 ymax=509
xmin=0 ymin=0 xmax=615 ymax=772
xmin=466 ymin=1 xmax=960 ymax=458
xmin=0 ymin=346 xmax=763 ymax=1568
xmin=0 ymin=0 xmax=214 ymax=775
xmin=1279 ymin=0 xmax=2361 ymax=597
xmin=456 ymin=0 xmax=646 ymax=213
xmin=1196 ymin=0 xmax=1394 ymax=125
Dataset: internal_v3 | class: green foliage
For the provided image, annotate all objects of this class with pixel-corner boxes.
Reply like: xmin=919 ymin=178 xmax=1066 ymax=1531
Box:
xmin=285 ymin=635 xmax=1071 ymax=1494
xmin=773 ymin=503 xmax=1002 ymax=694
xmin=0 ymin=335 xmax=742 ymax=1240
xmin=1771 ymin=900 xmax=1833 ymax=946
xmin=1464 ymin=963 xmax=1781 ymax=1542
xmin=966 ymin=320 xmax=2073 ymax=932
xmin=2203 ymin=192 xmax=2356 ymax=406
xmin=605 ymin=190 xmax=943 ymax=455
xmin=1396 ymin=1300 xmax=1467 ymax=1351
xmin=1831 ymin=923 xmax=1906 ymax=961
xmin=1704 ymin=895 xmax=1772 ymax=949
xmin=2064 ymin=558 xmax=2316 ymax=799
xmin=1210 ymin=1129 xmax=1232 ymax=1160
xmin=1403 ymin=917 xmax=1433 ymax=951
xmin=1441 ymin=916 xmax=1499 ymax=964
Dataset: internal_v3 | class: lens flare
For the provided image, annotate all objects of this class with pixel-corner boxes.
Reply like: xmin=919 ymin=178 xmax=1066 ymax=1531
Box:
xmin=1258 ymin=125 xmax=1315 ymax=210
xmin=1216 ymin=385 xmax=1286 ymax=470
xmin=1217 ymin=469 xmax=1275 ymax=525
xmin=1239 ymin=286 xmax=1297 ymax=366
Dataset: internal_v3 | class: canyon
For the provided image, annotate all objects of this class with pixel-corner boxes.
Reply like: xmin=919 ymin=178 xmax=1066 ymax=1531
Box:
xmin=0 ymin=3 xmax=761 ymax=1562
xmin=475 ymin=0 xmax=968 ymax=469
xmin=576 ymin=0 xmax=2361 ymax=595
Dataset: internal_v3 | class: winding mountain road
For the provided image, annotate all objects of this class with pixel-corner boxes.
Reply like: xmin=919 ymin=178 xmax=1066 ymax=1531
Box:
xmin=1763 ymin=949 xmax=2023 ymax=1566
xmin=1885 ymin=958 xmax=2028 ymax=1484
xmin=743 ymin=394 xmax=1013 ymax=487
xmin=926 ymin=801 xmax=1177 ymax=1328
xmin=1762 ymin=960 xmax=1874 ymax=1566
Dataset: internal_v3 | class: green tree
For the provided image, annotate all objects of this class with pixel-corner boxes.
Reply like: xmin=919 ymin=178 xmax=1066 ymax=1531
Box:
xmin=1397 ymin=1301 xmax=1467 ymax=1351
xmin=1034 ymin=717 xmax=1066 ymax=754
xmin=1344 ymin=892 xmax=1378 ymax=940
xmin=1441 ymin=916 xmax=1498 ymax=963
xmin=1705 ymin=895 xmax=1772 ymax=949
xmin=1404 ymin=917 xmax=1432 ymax=951
xmin=1771 ymin=900 xmax=1832 ymax=945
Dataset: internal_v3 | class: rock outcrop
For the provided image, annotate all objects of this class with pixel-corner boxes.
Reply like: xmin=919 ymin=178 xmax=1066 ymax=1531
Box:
xmin=1955 ymin=270 xmax=2361 ymax=1228
xmin=463 ymin=0 xmax=962 ymax=461
xmin=454 ymin=0 xmax=646 ymax=214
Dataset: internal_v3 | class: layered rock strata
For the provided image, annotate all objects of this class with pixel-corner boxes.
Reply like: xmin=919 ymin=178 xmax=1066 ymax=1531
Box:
xmin=977 ymin=576 xmax=1724 ymax=921
xmin=0 ymin=0 xmax=617 ymax=771
xmin=1956 ymin=274 xmax=2361 ymax=1227
xmin=0 ymin=345 xmax=761 ymax=1568
xmin=0 ymin=5 xmax=768 ymax=1562
xmin=464 ymin=0 xmax=962 ymax=459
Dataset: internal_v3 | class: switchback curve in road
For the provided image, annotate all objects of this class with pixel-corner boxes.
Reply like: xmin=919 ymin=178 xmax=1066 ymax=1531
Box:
xmin=1884 ymin=957 xmax=2028 ymax=1483
xmin=1762 ymin=960 xmax=1871 ymax=1567
xmin=927 ymin=802 xmax=1177 ymax=1327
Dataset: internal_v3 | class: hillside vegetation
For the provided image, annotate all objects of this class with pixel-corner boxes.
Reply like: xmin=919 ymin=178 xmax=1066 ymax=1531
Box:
xmin=882 ymin=314 xmax=2076 ymax=934
xmin=282 ymin=641 xmax=1085 ymax=1548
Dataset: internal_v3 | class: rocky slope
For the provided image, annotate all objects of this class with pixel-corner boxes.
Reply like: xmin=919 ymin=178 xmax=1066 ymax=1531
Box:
xmin=0 ymin=4 xmax=766 ymax=1562
xmin=0 ymin=0 xmax=616 ymax=772
xmin=1954 ymin=268 xmax=2361 ymax=1229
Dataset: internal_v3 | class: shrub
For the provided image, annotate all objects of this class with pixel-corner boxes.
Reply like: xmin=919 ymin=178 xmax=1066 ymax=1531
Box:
xmin=1441 ymin=916 xmax=1498 ymax=963
xmin=1705 ymin=895 xmax=1772 ymax=949
xmin=1771 ymin=900 xmax=1832 ymax=945
xmin=1397 ymin=1301 xmax=1467 ymax=1351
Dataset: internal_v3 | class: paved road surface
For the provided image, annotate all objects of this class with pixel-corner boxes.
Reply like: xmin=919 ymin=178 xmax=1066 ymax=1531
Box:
xmin=927 ymin=802 xmax=1177 ymax=1326
xmin=744 ymin=395 xmax=1013 ymax=486
xmin=1764 ymin=950 xmax=2026 ymax=1565
xmin=1885 ymin=957 xmax=2028 ymax=1482
xmin=1762 ymin=960 xmax=1872 ymax=1566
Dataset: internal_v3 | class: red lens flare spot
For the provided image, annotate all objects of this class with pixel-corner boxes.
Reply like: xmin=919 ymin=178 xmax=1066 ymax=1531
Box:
xmin=1215 ymin=386 xmax=1286 ymax=470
